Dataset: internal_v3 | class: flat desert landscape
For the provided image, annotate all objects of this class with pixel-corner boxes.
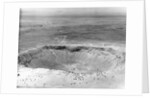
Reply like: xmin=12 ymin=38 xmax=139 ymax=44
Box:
xmin=17 ymin=8 xmax=126 ymax=88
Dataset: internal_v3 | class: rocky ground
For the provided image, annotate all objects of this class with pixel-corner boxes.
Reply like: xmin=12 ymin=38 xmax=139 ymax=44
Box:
xmin=17 ymin=44 xmax=125 ymax=88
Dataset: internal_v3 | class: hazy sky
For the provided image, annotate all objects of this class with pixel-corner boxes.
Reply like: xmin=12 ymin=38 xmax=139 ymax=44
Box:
xmin=21 ymin=8 xmax=126 ymax=17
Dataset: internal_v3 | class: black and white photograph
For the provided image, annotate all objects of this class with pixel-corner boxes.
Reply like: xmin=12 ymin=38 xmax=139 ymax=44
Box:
xmin=17 ymin=7 xmax=126 ymax=88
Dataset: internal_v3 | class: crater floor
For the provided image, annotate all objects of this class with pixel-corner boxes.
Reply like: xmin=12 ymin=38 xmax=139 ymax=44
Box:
xmin=17 ymin=44 xmax=125 ymax=88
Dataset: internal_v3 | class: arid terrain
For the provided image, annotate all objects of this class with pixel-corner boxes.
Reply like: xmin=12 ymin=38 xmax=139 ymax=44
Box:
xmin=17 ymin=8 xmax=126 ymax=88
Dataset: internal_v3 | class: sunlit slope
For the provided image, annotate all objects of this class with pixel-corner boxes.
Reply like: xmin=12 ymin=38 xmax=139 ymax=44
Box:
xmin=17 ymin=44 xmax=125 ymax=88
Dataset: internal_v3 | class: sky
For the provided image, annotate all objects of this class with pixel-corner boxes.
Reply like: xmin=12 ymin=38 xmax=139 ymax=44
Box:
xmin=21 ymin=7 xmax=126 ymax=17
